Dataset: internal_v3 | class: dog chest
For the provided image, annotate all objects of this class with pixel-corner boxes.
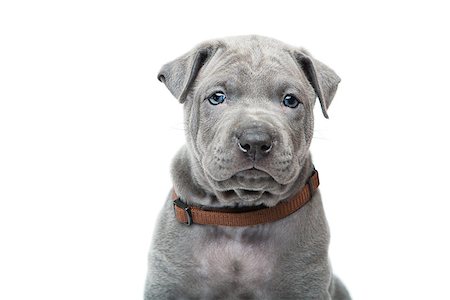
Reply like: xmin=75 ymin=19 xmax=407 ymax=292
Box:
xmin=190 ymin=228 xmax=277 ymax=298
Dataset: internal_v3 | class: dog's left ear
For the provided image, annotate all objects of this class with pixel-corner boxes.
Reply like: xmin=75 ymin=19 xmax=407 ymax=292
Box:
xmin=158 ymin=42 xmax=220 ymax=103
xmin=292 ymin=50 xmax=341 ymax=118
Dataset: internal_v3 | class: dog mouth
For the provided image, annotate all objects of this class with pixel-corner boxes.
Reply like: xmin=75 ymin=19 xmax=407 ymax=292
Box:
xmin=231 ymin=169 xmax=273 ymax=201
xmin=209 ymin=168 xmax=283 ymax=203
xmin=234 ymin=168 xmax=272 ymax=180
xmin=232 ymin=168 xmax=275 ymax=188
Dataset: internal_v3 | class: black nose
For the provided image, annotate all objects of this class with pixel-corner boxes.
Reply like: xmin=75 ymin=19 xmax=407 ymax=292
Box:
xmin=237 ymin=128 xmax=273 ymax=159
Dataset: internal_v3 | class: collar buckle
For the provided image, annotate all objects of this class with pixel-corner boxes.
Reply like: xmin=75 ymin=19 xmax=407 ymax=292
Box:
xmin=173 ymin=198 xmax=193 ymax=226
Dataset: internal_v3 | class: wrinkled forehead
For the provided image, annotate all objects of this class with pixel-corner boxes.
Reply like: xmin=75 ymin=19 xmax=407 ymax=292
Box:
xmin=197 ymin=45 xmax=310 ymax=97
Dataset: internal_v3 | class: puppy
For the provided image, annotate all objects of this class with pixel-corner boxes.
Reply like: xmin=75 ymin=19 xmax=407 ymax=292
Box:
xmin=145 ymin=35 xmax=350 ymax=300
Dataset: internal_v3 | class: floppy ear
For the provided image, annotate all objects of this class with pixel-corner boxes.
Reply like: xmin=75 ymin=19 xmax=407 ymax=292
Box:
xmin=292 ymin=50 xmax=341 ymax=118
xmin=157 ymin=42 xmax=220 ymax=103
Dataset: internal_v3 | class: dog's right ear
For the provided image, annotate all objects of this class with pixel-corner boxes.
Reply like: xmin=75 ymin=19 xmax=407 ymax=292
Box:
xmin=157 ymin=42 xmax=220 ymax=103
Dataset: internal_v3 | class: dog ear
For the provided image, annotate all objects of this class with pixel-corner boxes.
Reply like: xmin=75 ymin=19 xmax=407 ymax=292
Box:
xmin=157 ymin=42 xmax=220 ymax=103
xmin=292 ymin=50 xmax=341 ymax=118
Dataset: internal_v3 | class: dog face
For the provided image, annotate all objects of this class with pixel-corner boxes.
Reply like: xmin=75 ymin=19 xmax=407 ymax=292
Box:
xmin=158 ymin=36 xmax=340 ymax=206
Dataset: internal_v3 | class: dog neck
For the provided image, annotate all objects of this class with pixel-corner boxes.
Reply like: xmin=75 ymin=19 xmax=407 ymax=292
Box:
xmin=171 ymin=145 xmax=315 ymax=209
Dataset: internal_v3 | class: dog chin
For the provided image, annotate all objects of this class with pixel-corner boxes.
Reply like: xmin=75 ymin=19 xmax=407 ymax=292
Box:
xmin=234 ymin=189 xmax=265 ymax=202
xmin=215 ymin=189 xmax=282 ymax=207
xmin=208 ymin=168 xmax=288 ymax=206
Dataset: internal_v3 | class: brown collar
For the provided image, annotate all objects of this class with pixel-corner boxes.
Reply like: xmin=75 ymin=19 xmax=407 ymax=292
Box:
xmin=172 ymin=169 xmax=320 ymax=226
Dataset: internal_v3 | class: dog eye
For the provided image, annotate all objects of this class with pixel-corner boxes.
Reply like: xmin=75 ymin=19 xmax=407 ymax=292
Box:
xmin=282 ymin=94 xmax=300 ymax=108
xmin=207 ymin=92 xmax=226 ymax=105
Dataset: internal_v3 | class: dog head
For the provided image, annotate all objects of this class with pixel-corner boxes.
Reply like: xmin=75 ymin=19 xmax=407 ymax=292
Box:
xmin=158 ymin=36 xmax=340 ymax=206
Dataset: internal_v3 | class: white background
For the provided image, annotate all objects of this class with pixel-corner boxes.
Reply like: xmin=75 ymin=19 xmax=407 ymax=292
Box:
xmin=1 ymin=1 xmax=449 ymax=299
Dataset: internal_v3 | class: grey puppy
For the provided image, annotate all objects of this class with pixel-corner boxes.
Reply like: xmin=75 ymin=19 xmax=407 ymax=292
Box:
xmin=145 ymin=35 xmax=350 ymax=299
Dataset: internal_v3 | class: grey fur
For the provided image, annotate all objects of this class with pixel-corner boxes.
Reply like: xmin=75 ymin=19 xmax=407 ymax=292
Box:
xmin=145 ymin=35 xmax=350 ymax=299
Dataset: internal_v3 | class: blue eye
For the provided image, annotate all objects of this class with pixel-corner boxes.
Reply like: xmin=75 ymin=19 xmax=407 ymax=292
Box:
xmin=282 ymin=94 xmax=300 ymax=108
xmin=207 ymin=91 xmax=226 ymax=105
